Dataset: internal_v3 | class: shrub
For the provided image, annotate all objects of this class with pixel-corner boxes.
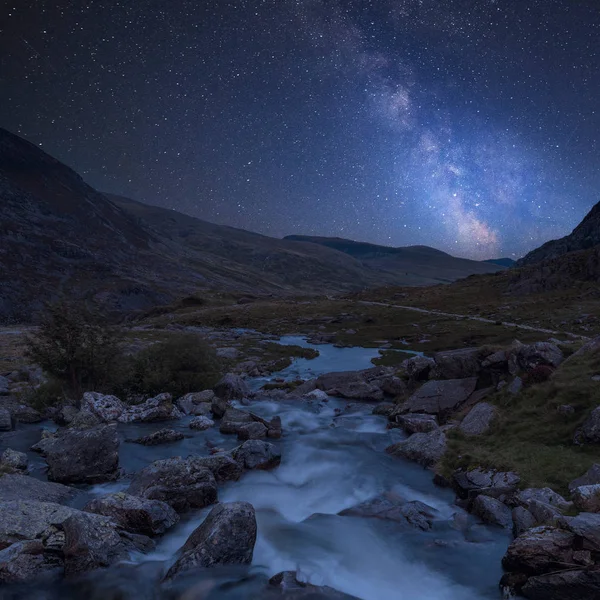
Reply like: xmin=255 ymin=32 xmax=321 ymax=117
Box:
xmin=522 ymin=364 xmax=555 ymax=387
xmin=128 ymin=333 xmax=222 ymax=398
xmin=25 ymin=300 xmax=125 ymax=403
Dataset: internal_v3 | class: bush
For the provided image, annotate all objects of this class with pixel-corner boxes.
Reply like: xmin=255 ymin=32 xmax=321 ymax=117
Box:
xmin=25 ymin=300 xmax=125 ymax=403
xmin=128 ymin=333 xmax=222 ymax=398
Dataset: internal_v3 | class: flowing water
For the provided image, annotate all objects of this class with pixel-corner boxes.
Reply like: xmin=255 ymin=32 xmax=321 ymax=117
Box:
xmin=0 ymin=338 xmax=509 ymax=599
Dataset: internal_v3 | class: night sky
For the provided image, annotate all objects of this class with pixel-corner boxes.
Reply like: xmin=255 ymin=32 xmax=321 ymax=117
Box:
xmin=1 ymin=1 xmax=599 ymax=259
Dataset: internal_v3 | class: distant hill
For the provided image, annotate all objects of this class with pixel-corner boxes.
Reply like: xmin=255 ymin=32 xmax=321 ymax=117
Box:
xmin=0 ymin=127 xmax=506 ymax=321
xmin=485 ymin=258 xmax=516 ymax=267
xmin=518 ymin=201 xmax=600 ymax=266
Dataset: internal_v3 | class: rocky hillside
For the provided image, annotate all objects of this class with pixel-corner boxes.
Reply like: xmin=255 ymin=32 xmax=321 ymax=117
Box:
xmin=518 ymin=200 xmax=600 ymax=266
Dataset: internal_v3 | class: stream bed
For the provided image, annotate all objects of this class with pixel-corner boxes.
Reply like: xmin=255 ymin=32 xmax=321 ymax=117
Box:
xmin=0 ymin=337 xmax=509 ymax=600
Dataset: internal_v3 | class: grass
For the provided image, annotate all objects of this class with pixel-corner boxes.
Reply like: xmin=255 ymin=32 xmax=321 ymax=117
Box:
xmin=371 ymin=349 xmax=417 ymax=367
xmin=440 ymin=347 xmax=600 ymax=495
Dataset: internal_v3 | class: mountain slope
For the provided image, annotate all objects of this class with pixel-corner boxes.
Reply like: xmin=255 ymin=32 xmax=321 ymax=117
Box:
xmin=284 ymin=235 xmax=505 ymax=283
xmin=518 ymin=201 xmax=600 ymax=266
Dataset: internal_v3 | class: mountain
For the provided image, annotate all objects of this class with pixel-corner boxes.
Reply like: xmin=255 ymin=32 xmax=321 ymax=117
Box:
xmin=284 ymin=235 xmax=505 ymax=283
xmin=0 ymin=127 xmax=505 ymax=322
xmin=518 ymin=201 xmax=600 ymax=266
xmin=485 ymin=258 xmax=516 ymax=267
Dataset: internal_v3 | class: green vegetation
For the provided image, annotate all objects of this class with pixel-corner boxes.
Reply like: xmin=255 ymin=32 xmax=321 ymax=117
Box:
xmin=440 ymin=348 xmax=600 ymax=495
xmin=371 ymin=349 xmax=418 ymax=367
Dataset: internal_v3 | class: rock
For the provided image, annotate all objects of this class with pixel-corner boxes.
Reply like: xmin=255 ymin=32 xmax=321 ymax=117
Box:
xmin=214 ymin=373 xmax=250 ymax=401
xmin=130 ymin=428 xmax=184 ymax=446
xmin=563 ymin=512 xmax=600 ymax=551
xmin=481 ymin=350 xmax=508 ymax=368
xmin=512 ymin=507 xmax=537 ymax=537
xmin=42 ymin=424 xmax=120 ymax=484
xmin=0 ymin=376 xmax=9 ymax=395
xmin=268 ymin=571 xmax=361 ymax=599
xmin=0 ymin=475 xmax=75 ymax=504
xmin=521 ymin=569 xmax=600 ymax=600
xmin=68 ymin=410 xmax=101 ymax=429
xmin=189 ymin=416 xmax=215 ymax=430
xmin=216 ymin=347 xmax=240 ymax=360
xmin=0 ymin=448 xmax=28 ymax=471
xmin=515 ymin=488 xmax=571 ymax=511
xmin=431 ymin=347 xmax=481 ymax=379
xmin=507 ymin=377 xmax=523 ymax=394
xmin=557 ymin=404 xmax=575 ymax=416
xmin=0 ymin=539 xmax=63 ymax=583
xmin=513 ymin=342 xmax=564 ymax=371
xmin=378 ymin=376 xmax=407 ymax=397
xmin=176 ymin=391 xmax=214 ymax=416
xmin=211 ymin=395 xmax=231 ymax=418
xmin=189 ymin=454 xmax=243 ymax=483
xmin=472 ymin=495 xmax=512 ymax=528
xmin=53 ymin=405 xmax=79 ymax=426
xmin=401 ymin=355 xmax=435 ymax=381
xmin=569 ymin=464 xmax=600 ymax=492
xmin=502 ymin=526 xmax=575 ymax=574
xmin=82 ymin=392 xmax=125 ymax=422
xmin=84 ymin=492 xmax=179 ymax=536
xmin=340 ymin=493 xmax=437 ymax=531
xmin=526 ymin=500 xmax=563 ymax=526
xmin=400 ymin=378 xmax=478 ymax=420
xmin=290 ymin=379 xmax=318 ymax=396
xmin=459 ymin=402 xmax=497 ymax=436
xmin=372 ymin=403 xmax=395 ymax=416
xmin=304 ymin=389 xmax=329 ymax=401
xmin=220 ymin=407 xmax=254 ymax=434
xmin=574 ymin=407 xmax=600 ymax=445
xmin=267 ymin=415 xmax=283 ymax=439
xmin=165 ymin=502 xmax=257 ymax=579
xmin=9 ymin=404 xmax=42 ymax=424
xmin=60 ymin=510 xmax=153 ymax=577
xmin=314 ymin=371 xmax=383 ymax=401
xmin=127 ymin=457 xmax=218 ymax=512
xmin=391 ymin=412 xmax=439 ymax=434
xmin=0 ymin=408 xmax=13 ymax=431
xmin=118 ymin=393 xmax=182 ymax=423
xmin=453 ymin=468 xmax=520 ymax=499
xmin=232 ymin=440 xmax=281 ymax=470
xmin=385 ymin=429 xmax=447 ymax=467
xmin=572 ymin=485 xmax=600 ymax=512
xmin=237 ymin=422 xmax=267 ymax=440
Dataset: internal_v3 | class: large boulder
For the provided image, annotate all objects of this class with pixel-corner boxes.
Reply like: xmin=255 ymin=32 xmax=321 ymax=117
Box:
xmin=165 ymin=502 xmax=257 ymax=579
xmin=118 ymin=393 xmax=182 ymax=423
xmin=574 ymin=407 xmax=600 ymax=445
xmin=82 ymin=392 xmax=125 ymax=422
xmin=453 ymin=468 xmax=520 ymax=499
xmin=521 ymin=569 xmax=600 ymax=600
xmin=53 ymin=405 xmax=79 ymax=426
xmin=68 ymin=410 xmax=101 ymax=429
xmin=431 ymin=347 xmax=482 ymax=380
xmin=563 ymin=512 xmax=600 ymax=551
xmin=573 ymin=485 xmax=600 ymax=513
xmin=188 ymin=454 xmax=243 ymax=483
xmin=401 ymin=355 xmax=435 ymax=381
xmin=569 ymin=464 xmax=600 ymax=492
xmin=214 ymin=373 xmax=250 ymax=401
xmin=41 ymin=424 xmax=120 ymax=484
xmin=130 ymin=428 xmax=184 ymax=446
xmin=211 ymin=395 xmax=231 ymax=419
xmin=232 ymin=440 xmax=281 ymax=470
xmin=127 ymin=457 xmax=218 ymax=512
xmin=237 ymin=422 xmax=267 ymax=440
xmin=385 ymin=429 xmax=447 ymax=468
xmin=189 ymin=416 xmax=215 ymax=430
xmin=390 ymin=412 xmax=439 ymax=434
xmin=84 ymin=492 xmax=179 ymax=536
xmin=176 ymin=391 xmax=214 ymax=416
xmin=0 ymin=540 xmax=63 ymax=584
xmin=514 ymin=488 xmax=571 ymax=511
xmin=0 ymin=408 xmax=13 ymax=432
xmin=472 ymin=495 xmax=512 ymax=528
xmin=510 ymin=342 xmax=564 ymax=372
xmin=314 ymin=371 xmax=383 ymax=402
xmin=0 ymin=475 xmax=75 ymax=504
xmin=459 ymin=402 xmax=497 ymax=436
xmin=512 ymin=506 xmax=537 ymax=537
xmin=219 ymin=408 xmax=254 ymax=435
xmin=400 ymin=378 xmax=478 ymax=421
xmin=0 ymin=448 xmax=28 ymax=471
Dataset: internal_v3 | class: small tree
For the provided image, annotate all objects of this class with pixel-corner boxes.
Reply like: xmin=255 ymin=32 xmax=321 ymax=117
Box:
xmin=25 ymin=300 xmax=124 ymax=403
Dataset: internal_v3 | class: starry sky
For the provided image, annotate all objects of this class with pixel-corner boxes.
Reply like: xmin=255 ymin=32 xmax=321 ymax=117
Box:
xmin=1 ymin=0 xmax=599 ymax=259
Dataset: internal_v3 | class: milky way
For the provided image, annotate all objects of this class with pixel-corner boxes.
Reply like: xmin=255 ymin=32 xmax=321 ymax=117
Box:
xmin=1 ymin=0 xmax=598 ymax=259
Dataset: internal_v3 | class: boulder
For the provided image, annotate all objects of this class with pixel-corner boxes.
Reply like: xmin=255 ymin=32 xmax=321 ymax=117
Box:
xmin=267 ymin=415 xmax=283 ymax=439
xmin=118 ymin=393 xmax=182 ymax=423
xmin=0 ymin=376 xmax=9 ymax=395
xmin=304 ymin=389 xmax=329 ymax=401
xmin=453 ymin=468 xmax=520 ymax=499
xmin=372 ymin=403 xmax=395 ymax=417
xmin=0 ymin=408 xmax=13 ymax=432
xmin=340 ymin=493 xmax=437 ymax=531
xmin=82 ymin=392 xmax=125 ymax=422
xmin=574 ymin=407 xmax=600 ymax=445
xmin=8 ymin=403 xmax=42 ymax=424
xmin=176 ymin=391 xmax=215 ymax=416
xmin=165 ymin=502 xmax=257 ymax=579
xmin=219 ymin=408 xmax=254 ymax=435
xmin=401 ymin=355 xmax=435 ymax=381
xmin=521 ymin=569 xmax=600 ymax=600
xmin=431 ymin=347 xmax=482 ymax=379
xmin=127 ymin=457 xmax=218 ymax=512
xmin=68 ymin=409 xmax=101 ymax=429
xmin=569 ymin=464 xmax=600 ymax=492
xmin=385 ymin=429 xmax=447 ymax=468
xmin=232 ymin=440 xmax=281 ymax=470
xmin=400 ymin=378 xmax=478 ymax=420
xmin=0 ymin=448 xmax=28 ymax=471
xmin=314 ymin=371 xmax=383 ymax=401
xmin=214 ymin=373 xmax=250 ymax=401
xmin=0 ymin=475 xmax=75 ymax=504
xmin=514 ymin=488 xmax=571 ymax=511
xmin=512 ymin=342 xmax=564 ymax=371
xmin=507 ymin=377 xmax=523 ymax=395
xmin=0 ymin=539 xmax=63 ymax=584
xmin=84 ymin=492 xmax=179 ymax=536
xmin=472 ymin=495 xmax=512 ymax=528
xmin=572 ymin=486 xmax=600 ymax=514
xmin=53 ymin=405 xmax=79 ymax=426
xmin=527 ymin=500 xmax=563 ymax=526
xmin=512 ymin=507 xmax=537 ymax=537
xmin=268 ymin=571 xmax=361 ymax=599
xmin=378 ymin=376 xmax=407 ymax=397
xmin=391 ymin=412 xmax=438 ymax=434
xmin=211 ymin=395 xmax=231 ymax=418
xmin=42 ymin=424 xmax=120 ymax=484
xmin=130 ymin=428 xmax=184 ymax=446
xmin=237 ymin=422 xmax=267 ymax=440
xmin=502 ymin=526 xmax=575 ymax=574
xmin=563 ymin=512 xmax=600 ymax=551
xmin=189 ymin=454 xmax=243 ymax=483
xmin=481 ymin=350 xmax=508 ymax=368
xmin=459 ymin=402 xmax=497 ymax=436
xmin=189 ymin=416 xmax=215 ymax=430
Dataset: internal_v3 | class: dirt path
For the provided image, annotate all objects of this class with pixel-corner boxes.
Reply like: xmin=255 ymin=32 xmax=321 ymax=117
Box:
xmin=358 ymin=301 xmax=591 ymax=341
